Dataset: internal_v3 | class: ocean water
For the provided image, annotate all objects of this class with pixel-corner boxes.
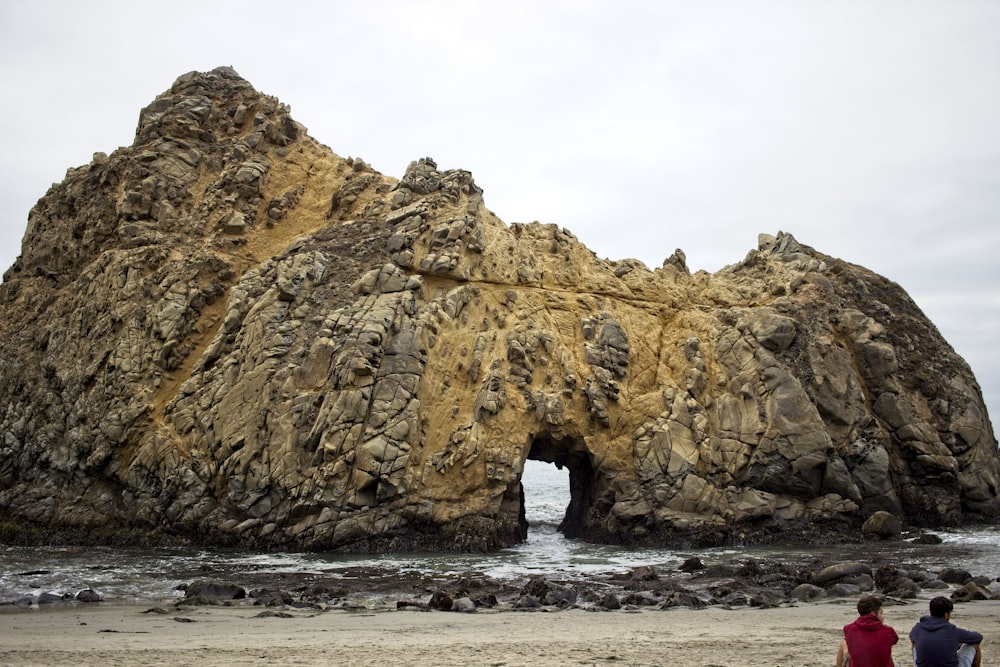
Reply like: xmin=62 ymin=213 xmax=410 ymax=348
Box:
xmin=1 ymin=459 xmax=998 ymax=605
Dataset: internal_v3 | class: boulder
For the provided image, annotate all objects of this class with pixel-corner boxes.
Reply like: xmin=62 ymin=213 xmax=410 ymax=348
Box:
xmin=74 ymin=589 xmax=103 ymax=603
xmin=938 ymin=568 xmax=973 ymax=585
xmin=451 ymin=596 xmax=477 ymax=612
xmin=679 ymin=557 xmax=706 ymax=573
xmin=597 ymin=593 xmax=621 ymax=610
xmin=862 ymin=511 xmax=902 ymax=539
xmin=812 ymin=562 xmax=873 ymax=587
xmin=428 ymin=590 xmax=453 ymax=610
xmin=825 ymin=583 xmax=862 ymax=598
xmin=621 ymin=591 xmax=659 ymax=606
xmin=185 ymin=581 xmax=246 ymax=601
xmin=629 ymin=565 xmax=659 ymax=581
xmin=512 ymin=595 xmax=542 ymax=609
xmin=662 ymin=590 xmax=706 ymax=609
xmin=951 ymin=581 xmax=995 ymax=602
xmin=882 ymin=577 xmax=921 ymax=598
xmin=789 ymin=584 xmax=826 ymax=601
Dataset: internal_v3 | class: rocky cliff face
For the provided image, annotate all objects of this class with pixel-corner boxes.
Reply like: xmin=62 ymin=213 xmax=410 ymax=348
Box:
xmin=1 ymin=67 xmax=997 ymax=551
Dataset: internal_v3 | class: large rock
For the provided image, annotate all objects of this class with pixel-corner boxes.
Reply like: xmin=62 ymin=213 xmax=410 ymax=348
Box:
xmin=861 ymin=511 xmax=902 ymax=539
xmin=0 ymin=67 xmax=998 ymax=551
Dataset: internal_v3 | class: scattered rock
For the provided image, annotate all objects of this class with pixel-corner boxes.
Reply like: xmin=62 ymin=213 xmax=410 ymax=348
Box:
xmin=396 ymin=600 xmax=429 ymax=611
xmin=428 ymin=590 xmax=453 ymax=611
xmin=621 ymin=591 xmax=659 ymax=606
xmin=185 ymin=581 xmax=246 ymax=601
xmin=661 ymin=590 xmax=706 ymax=609
xmin=74 ymin=589 xmax=102 ymax=603
xmin=513 ymin=595 xmax=542 ymax=609
xmin=629 ymin=565 xmax=659 ymax=581
xmin=951 ymin=581 xmax=994 ymax=602
xmin=789 ymin=584 xmax=826 ymax=602
xmin=678 ymin=558 xmax=706 ymax=573
xmin=255 ymin=610 xmax=296 ymax=618
xmin=812 ymin=562 xmax=873 ymax=587
xmin=451 ymin=597 xmax=477 ymax=613
xmin=598 ymin=593 xmax=621 ymax=610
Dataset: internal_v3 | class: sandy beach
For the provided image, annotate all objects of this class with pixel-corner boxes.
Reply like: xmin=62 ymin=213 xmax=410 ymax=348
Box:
xmin=2 ymin=598 xmax=998 ymax=667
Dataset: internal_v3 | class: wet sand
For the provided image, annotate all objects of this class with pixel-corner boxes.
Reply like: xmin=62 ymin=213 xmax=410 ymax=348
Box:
xmin=2 ymin=598 xmax=998 ymax=666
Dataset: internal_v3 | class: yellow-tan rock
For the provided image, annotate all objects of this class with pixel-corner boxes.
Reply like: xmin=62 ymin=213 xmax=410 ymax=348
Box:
xmin=0 ymin=67 xmax=997 ymax=551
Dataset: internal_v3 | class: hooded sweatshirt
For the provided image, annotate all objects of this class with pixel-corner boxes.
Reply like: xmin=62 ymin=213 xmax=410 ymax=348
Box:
xmin=910 ymin=615 xmax=983 ymax=667
xmin=844 ymin=613 xmax=899 ymax=667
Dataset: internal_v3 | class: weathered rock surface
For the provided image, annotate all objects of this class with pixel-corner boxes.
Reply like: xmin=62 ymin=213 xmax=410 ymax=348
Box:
xmin=1 ymin=67 xmax=998 ymax=551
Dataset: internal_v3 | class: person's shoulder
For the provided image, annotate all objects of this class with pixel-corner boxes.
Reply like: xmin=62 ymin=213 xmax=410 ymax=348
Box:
xmin=957 ymin=625 xmax=983 ymax=638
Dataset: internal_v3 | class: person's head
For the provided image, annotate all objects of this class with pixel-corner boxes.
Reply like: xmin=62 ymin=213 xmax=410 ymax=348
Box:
xmin=857 ymin=595 xmax=883 ymax=617
xmin=929 ymin=596 xmax=954 ymax=619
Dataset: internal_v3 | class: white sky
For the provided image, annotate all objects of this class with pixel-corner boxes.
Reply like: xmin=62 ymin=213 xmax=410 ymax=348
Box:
xmin=1 ymin=0 xmax=998 ymax=430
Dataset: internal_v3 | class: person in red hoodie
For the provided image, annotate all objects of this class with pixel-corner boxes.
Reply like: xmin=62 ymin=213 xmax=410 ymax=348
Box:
xmin=835 ymin=595 xmax=899 ymax=667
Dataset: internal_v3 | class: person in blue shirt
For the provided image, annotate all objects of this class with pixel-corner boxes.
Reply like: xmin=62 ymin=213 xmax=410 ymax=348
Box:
xmin=909 ymin=596 xmax=983 ymax=667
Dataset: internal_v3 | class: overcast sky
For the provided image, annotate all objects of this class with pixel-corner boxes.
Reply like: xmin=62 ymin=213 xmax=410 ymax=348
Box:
xmin=2 ymin=1 xmax=998 ymax=431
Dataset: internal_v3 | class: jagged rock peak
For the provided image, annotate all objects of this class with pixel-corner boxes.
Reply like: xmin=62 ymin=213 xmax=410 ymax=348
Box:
xmin=0 ymin=68 xmax=997 ymax=552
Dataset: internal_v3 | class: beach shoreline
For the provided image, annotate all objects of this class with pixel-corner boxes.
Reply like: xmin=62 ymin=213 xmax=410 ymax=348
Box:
xmin=2 ymin=597 xmax=998 ymax=667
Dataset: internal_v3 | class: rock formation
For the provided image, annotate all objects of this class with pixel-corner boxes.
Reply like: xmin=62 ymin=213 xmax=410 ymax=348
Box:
xmin=1 ymin=67 xmax=997 ymax=551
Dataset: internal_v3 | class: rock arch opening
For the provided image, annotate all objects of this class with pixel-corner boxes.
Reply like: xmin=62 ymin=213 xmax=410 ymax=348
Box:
xmin=520 ymin=459 xmax=569 ymax=538
xmin=520 ymin=434 xmax=598 ymax=540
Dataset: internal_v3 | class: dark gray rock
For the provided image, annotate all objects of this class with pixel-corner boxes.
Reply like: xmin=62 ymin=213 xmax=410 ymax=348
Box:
xmin=882 ymin=577 xmax=920 ymax=598
xmin=597 ymin=593 xmax=621 ymax=609
xmin=661 ymin=590 xmax=706 ymax=608
xmin=678 ymin=557 xmax=705 ymax=573
xmin=74 ymin=589 xmax=102 ymax=603
xmin=428 ymin=590 xmax=453 ymax=610
xmin=825 ymin=583 xmax=862 ymax=598
xmin=812 ymin=562 xmax=873 ymax=587
xmin=938 ymin=568 xmax=972 ymax=585
xmin=790 ymin=583 xmax=825 ymax=601
xmin=621 ymin=591 xmax=659 ymax=606
xmin=513 ymin=595 xmax=541 ymax=609
xmin=185 ymin=581 xmax=246 ymax=600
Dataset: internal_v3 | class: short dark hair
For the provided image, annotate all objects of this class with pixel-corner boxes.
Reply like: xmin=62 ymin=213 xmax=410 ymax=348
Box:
xmin=857 ymin=595 xmax=882 ymax=616
xmin=929 ymin=596 xmax=954 ymax=618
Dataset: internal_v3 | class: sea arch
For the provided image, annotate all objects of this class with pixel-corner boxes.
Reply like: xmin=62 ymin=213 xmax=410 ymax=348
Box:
xmin=506 ymin=431 xmax=610 ymax=541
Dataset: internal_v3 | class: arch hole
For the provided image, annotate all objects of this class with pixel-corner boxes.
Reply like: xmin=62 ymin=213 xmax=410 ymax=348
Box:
xmin=522 ymin=433 xmax=596 ymax=540
xmin=520 ymin=459 xmax=569 ymax=539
